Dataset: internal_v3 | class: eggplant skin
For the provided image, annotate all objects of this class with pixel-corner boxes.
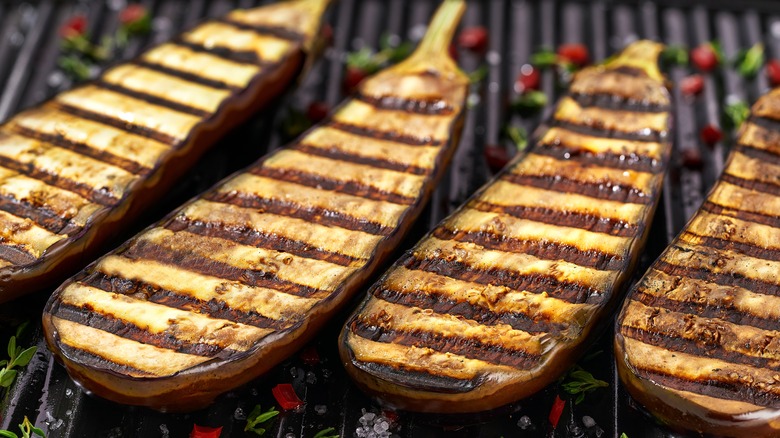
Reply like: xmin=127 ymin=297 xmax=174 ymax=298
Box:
xmin=615 ymin=88 xmax=780 ymax=437
xmin=338 ymin=40 xmax=674 ymax=414
xmin=0 ymin=0 xmax=331 ymax=303
xmin=42 ymin=1 xmax=470 ymax=412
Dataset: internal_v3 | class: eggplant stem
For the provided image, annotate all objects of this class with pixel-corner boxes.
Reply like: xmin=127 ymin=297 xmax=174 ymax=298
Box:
xmin=603 ymin=40 xmax=665 ymax=82
xmin=401 ymin=0 xmax=466 ymax=71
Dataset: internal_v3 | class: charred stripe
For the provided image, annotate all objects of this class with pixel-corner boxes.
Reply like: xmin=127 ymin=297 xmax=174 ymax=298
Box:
xmin=55 ymin=103 xmax=178 ymax=146
xmin=215 ymin=17 xmax=306 ymax=43
xmin=681 ymin=231 xmax=780 ymax=263
xmin=347 ymin=358 xmax=477 ymax=393
xmin=204 ymin=191 xmax=393 ymax=236
xmin=132 ymin=60 xmax=239 ymax=91
xmin=165 ymin=216 xmax=360 ymax=267
xmin=350 ymin=317 xmax=541 ymax=369
xmin=701 ymin=201 xmax=780 ymax=229
xmin=471 ymin=201 xmax=639 ymax=238
xmin=0 ymin=243 xmax=37 ymax=265
xmin=569 ymin=91 xmax=671 ymax=113
xmin=289 ymin=143 xmax=429 ymax=176
xmin=534 ymin=143 xmax=663 ymax=173
xmin=58 ymin=343 xmax=155 ymax=377
xmin=95 ymin=80 xmax=211 ymax=118
xmin=354 ymin=92 xmax=454 ymax=116
xmin=721 ymin=173 xmax=780 ymax=197
xmin=173 ymin=39 xmax=270 ymax=66
xmin=403 ymin=254 xmax=604 ymax=304
xmin=329 ymin=121 xmax=444 ymax=147
xmin=121 ymin=240 xmax=328 ymax=298
xmin=0 ymin=193 xmax=79 ymax=235
xmin=433 ymin=227 xmax=625 ymax=271
xmin=553 ymin=119 xmax=665 ymax=143
xmin=502 ymin=172 xmax=652 ymax=204
xmin=251 ymin=166 xmax=415 ymax=205
xmin=656 ymin=258 xmax=780 ymax=299
xmin=734 ymin=143 xmax=780 ymax=165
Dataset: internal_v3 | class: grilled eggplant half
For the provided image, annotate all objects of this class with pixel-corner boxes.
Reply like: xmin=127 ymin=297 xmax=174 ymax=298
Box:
xmin=42 ymin=0 xmax=469 ymax=412
xmin=339 ymin=40 xmax=673 ymax=413
xmin=616 ymin=90 xmax=780 ymax=437
xmin=0 ymin=0 xmax=330 ymax=303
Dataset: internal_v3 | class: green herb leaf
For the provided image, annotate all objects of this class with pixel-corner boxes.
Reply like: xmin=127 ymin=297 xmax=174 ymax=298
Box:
xmin=530 ymin=48 xmax=558 ymax=68
xmin=14 ymin=322 xmax=29 ymax=340
xmin=0 ymin=431 xmax=17 ymax=438
xmin=467 ymin=65 xmax=488 ymax=84
xmin=58 ymin=55 xmax=92 ymax=81
xmin=561 ymin=365 xmax=608 ymax=404
xmin=7 ymin=336 xmax=16 ymax=361
xmin=313 ymin=427 xmax=339 ymax=438
xmin=244 ymin=405 xmax=279 ymax=436
xmin=0 ymin=369 xmax=18 ymax=388
xmin=620 ymin=433 xmax=629 ymax=438
xmin=724 ymin=100 xmax=750 ymax=129
xmin=661 ymin=44 xmax=688 ymax=66
xmin=505 ymin=125 xmax=528 ymax=151
xmin=736 ymin=43 xmax=764 ymax=78
xmin=510 ymin=90 xmax=548 ymax=115
xmin=710 ymin=40 xmax=725 ymax=63
xmin=11 ymin=347 xmax=37 ymax=369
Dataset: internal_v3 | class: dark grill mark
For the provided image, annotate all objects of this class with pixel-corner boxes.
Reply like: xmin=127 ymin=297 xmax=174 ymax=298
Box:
xmin=681 ymin=231 xmax=780 ymax=263
xmin=0 ymin=155 xmax=118 ymax=206
xmin=0 ymin=242 xmax=36 ymax=265
xmin=554 ymin=119 xmax=665 ymax=143
xmin=735 ymin=143 xmax=780 ymax=165
xmin=471 ymin=201 xmax=639 ymax=238
xmin=373 ymin=286 xmax=567 ymax=334
xmin=656 ymin=258 xmax=780 ymax=299
xmin=289 ymin=143 xmax=429 ymax=175
xmin=750 ymin=115 xmax=780 ymax=140
xmin=205 ymin=191 xmax=392 ymax=236
xmin=403 ymin=254 xmax=604 ymax=304
xmin=56 ymin=102 xmax=178 ymax=146
xmin=81 ymin=272 xmax=287 ymax=330
xmin=534 ymin=141 xmax=663 ymax=173
xmin=0 ymin=193 xmax=79 ymax=235
xmin=121 ymin=240 xmax=328 ymax=298
xmin=502 ymin=172 xmax=652 ymax=204
xmin=633 ymin=367 xmax=780 ymax=408
xmin=166 ymin=216 xmax=360 ymax=267
xmin=10 ymin=123 xmax=150 ymax=175
xmin=252 ymin=166 xmax=415 ymax=205
xmin=58 ymin=343 xmax=154 ymax=377
xmin=354 ymin=92 xmax=454 ymax=115
xmin=350 ymin=317 xmax=541 ymax=368
xmin=55 ymin=302 xmax=230 ymax=357
xmin=173 ymin=39 xmax=268 ymax=66
xmin=632 ymin=289 xmax=780 ymax=334
xmin=133 ymin=60 xmax=238 ymax=91
xmin=569 ymin=91 xmax=671 ymax=113
xmin=721 ymin=173 xmax=780 ymax=197
xmin=701 ymin=201 xmax=780 ymax=229
xmin=329 ymin=121 xmax=444 ymax=147
xmin=348 ymin=358 xmax=477 ymax=394
xmin=433 ymin=227 xmax=625 ymax=271
xmin=95 ymin=80 xmax=211 ymax=118
xmin=622 ymin=326 xmax=780 ymax=373
xmin=215 ymin=17 xmax=305 ymax=43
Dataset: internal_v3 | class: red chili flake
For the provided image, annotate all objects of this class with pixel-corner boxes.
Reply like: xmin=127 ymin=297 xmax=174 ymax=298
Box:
xmin=767 ymin=59 xmax=780 ymax=86
xmin=557 ymin=43 xmax=589 ymax=67
xmin=548 ymin=395 xmax=566 ymax=429
xmin=700 ymin=124 xmax=722 ymax=145
xmin=483 ymin=144 xmax=511 ymax=173
xmin=514 ymin=64 xmax=540 ymax=93
xmin=59 ymin=14 xmax=87 ymax=39
xmin=272 ymin=383 xmax=304 ymax=410
xmin=119 ymin=4 xmax=147 ymax=25
xmin=681 ymin=148 xmax=703 ymax=169
xmin=305 ymin=101 xmax=330 ymax=124
xmin=691 ymin=43 xmax=719 ymax=72
xmin=190 ymin=424 xmax=222 ymax=438
xmin=381 ymin=409 xmax=400 ymax=427
xmin=298 ymin=345 xmax=321 ymax=366
xmin=680 ymin=74 xmax=704 ymax=97
xmin=457 ymin=26 xmax=488 ymax=53
xmin=344 ymin=66 xmax=368 ymax=92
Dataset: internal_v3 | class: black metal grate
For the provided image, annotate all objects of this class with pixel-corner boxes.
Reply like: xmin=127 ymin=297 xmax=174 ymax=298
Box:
xmin=1 ymin=0 xmax=780 ymax=437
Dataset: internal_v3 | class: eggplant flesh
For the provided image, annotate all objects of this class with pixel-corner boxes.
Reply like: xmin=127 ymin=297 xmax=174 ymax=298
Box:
xmin=0 ymin=0 xmax=331 ymax=303
xmin=616 ymin=88 xmax=780 ymax=437
xmin=338 ymin=40 xmax=673 ymax=414
xmin=42 ymin=0 xmax=469 ymax=412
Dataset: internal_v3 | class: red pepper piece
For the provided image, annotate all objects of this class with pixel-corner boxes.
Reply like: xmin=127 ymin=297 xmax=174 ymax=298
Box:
xmin=557 ymin=43 xmax=589 ymax=67
xmin=190 ymin=424 xmax=222 ymax=438
xmin=767 ymin=59 xmax=780 ymax=86
xmin=306 ymin=101 xmax=330 ymax=124
xmin=483 ymin=144 xmax=511 ymax=173
xmin=514 ymin=64 xmax=540 ymax=93
xmin=680 ymin=74 xmax=704 ymax=97
xmin=344 ymin=66 xmax=368 ymax=92
xmin=700 ymin=124 xmax=722 ymax=145
xmin=60 ymin=15 xmax=87 ymax=39
xmin=691 ymin=43 xmax=719 ymax=71
xmin=272 ymin=383 xmax=304 ymax=410
xmin=457 ymin=26 xmax=488 ymax=53
xmin=299 ymin=345 xmax=321 ymax=366
xmin=548 ymin=395 xmax=566 ymax=429
xmin=119 ymin=4 xmax=147 ymax=25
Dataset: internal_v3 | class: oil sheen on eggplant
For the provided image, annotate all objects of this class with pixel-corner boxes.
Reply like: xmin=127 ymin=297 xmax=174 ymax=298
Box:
xmin=339 ymin=40 xmax=673 ymax=413
xmin=616 ymin=89 xmax=780 ymax=437
xmin=0 ymin=0 xmax=330 ymax=303
xmin=42 ymin=0 xmax=469 ymax=412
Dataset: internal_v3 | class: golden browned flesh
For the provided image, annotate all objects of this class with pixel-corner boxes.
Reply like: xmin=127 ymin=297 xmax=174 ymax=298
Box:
xmin=42 ymin=0 xmax=469 ymax=412
xmin=616 ymin=88 xmax=780 ymax=437
xmin=0 ymin=0 xmax=330 ymax=302
xmin=338 ymin=40 xmax=673 ymax=413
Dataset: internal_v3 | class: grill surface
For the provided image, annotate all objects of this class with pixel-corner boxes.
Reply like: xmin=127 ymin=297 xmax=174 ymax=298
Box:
xmin=0 ymin=0 xmax=779 ymax=437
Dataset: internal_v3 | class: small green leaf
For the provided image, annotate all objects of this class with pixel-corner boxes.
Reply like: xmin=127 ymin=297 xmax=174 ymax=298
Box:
xmin=11 ymin=346 xmax=37 ymax=368
xmin=510 ymin=90 xmax=548 ymax=115
xmin=58 ymin=55 xmax=92 ymax=81
xmin=0 ymin=369 xmax=18 ymax=387
xmin=29 ymin=427 xmax=45 ymax=438
xmin=0 ymin=430 xmax=18 ymax=438
xmin=7 ymin=336 xmax=16 ymax=362
xmin=244 ymin=405 xmax=279 ymax=436
xmin=346 ymin=48 xmax=382 ymax=74
xmin=724 ymin=100 xmax=751 ymax=129
xmin=313 ymin=427 xmax=339 ymax=438
xmin=620 ymin=433 xmax=629 ymax=438
xmin=661 ymin=44 xmax=688 ymax=66
xmin=736 ymin=43 xmax=764 ymax=78
xmin=530 ymin=48 xmax=558 ymax=68
xmin=467 ymin=65 xmax=488 ymax=84
xmin=561 ymin=365 xmax=608 ymax=404
xmin=14 ymin=322 xmax=29 ymax=340
xmin=505 ymin=125 xmax=528 ymax=151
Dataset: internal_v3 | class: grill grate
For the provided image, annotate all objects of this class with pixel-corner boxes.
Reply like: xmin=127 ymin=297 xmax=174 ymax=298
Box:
xmin=1 ymin=0 xmax=780 ymax=436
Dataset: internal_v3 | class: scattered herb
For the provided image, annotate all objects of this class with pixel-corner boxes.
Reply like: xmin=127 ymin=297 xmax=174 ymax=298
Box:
xmin=510 ymin=90 xmax=547 ymax=115
xmin=116 ymin=4 xmax=152 ymax=48
xmin=691 ymin=42 xmax=721 ymax=71
xmin=700 ymin=124 xmax=723 ymax=146
xmin=561 ymin=365 xmax=608 ymax=404
xmin=57 ymin=55 xmax=92 ymax=81
xmin=457 ymin=26 xmax=488 ymax=52
xmin=661 ymin=44 xmax=688 ymax=67
xmin=530 ymin=47 xmax=558 ymax=68
xmin=620 ymin=434 xmax=629 ymax=438
xmin=244 ymin=405 xmax=279 ymax=436
xmin=345 ymin=33 xmax=414 ymax=75
xmin=0 ymin=322 xmax=37 ymax=389
xmin=548 ymin=395 xmax=566 ymax=429
xmin=514 ymin=64 xmax=540 ymax=93
xmin=272 ymin=383 xmax=304 ymax=410
xmin=557 ymin=43 xmax=589 ymax=67
xmin=312 ymin=427 xmax=339 ymax=438
xmin=467 ymin=65 xmax=488 ymax=84
xmin=680 ymin=74 xmax=704 ymax=97
xmin=189 ymin=424 xmax=222 ymax=438
xmin=0 ymin=417 xmax=45 ymax=438
xmin=734 ymin=43 xmax=764 ymax=78
xmin=724 ymin=100 xmax=750 ymax=129
xmin=505 ymin=125 xmax=528 ymax=151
